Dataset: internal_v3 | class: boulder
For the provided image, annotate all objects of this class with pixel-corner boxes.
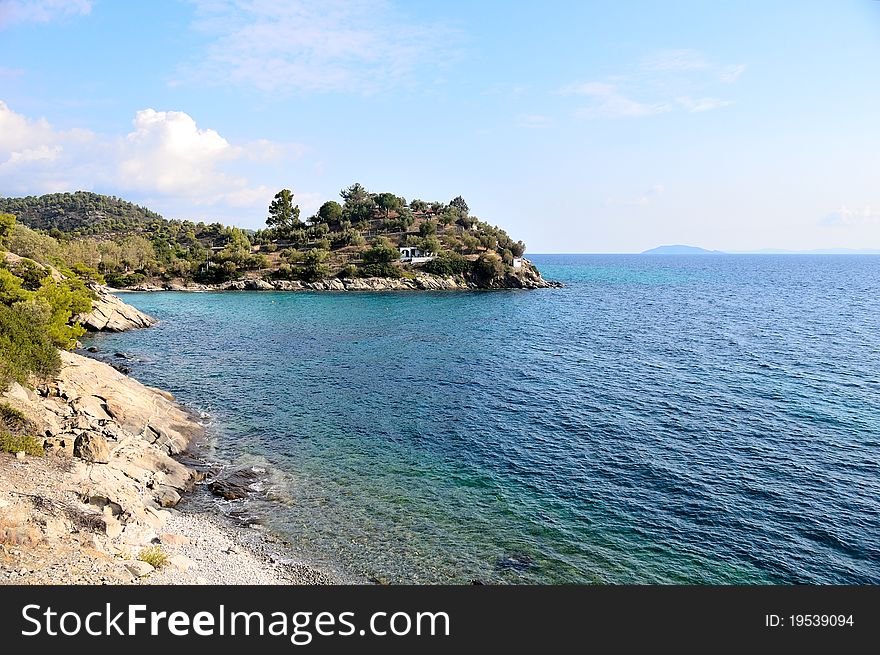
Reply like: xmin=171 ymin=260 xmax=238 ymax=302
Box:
xmin=74 ymin=433 xmax=110 ymax=464
xmin=43 ymin=435 xmax=75 ymax=457
xmin=124 ymin=561 xmax=154 ymax=578
xmin=77 ymin=287 xmax=156 ymax=332
xmin=167 ymin=555 xmax=194 ymax=572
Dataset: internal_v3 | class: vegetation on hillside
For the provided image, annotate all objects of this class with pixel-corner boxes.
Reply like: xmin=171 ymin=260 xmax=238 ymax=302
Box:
xmin=0 ymin=213 xmax=93 ymax=391
xmin=0 ymin=185 xmax=530 ymax=287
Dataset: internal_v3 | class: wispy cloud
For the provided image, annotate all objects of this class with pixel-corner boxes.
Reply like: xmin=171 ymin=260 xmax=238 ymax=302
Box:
xmin=822 ymin=205 xmax=880 ymax=227
xmin=515 ymin=114 xmax=553 ymax=128
xmin=178 ymin=0 xmax=460 ymax=94
xmin=604 ymin=184 xmax=665 ymax=207
xmin=641 ymin=49 xmax=711 ymax=72
xmin=675 ymin=96 xmax=732 ymax=113
xmin=719 ymin=64 xmax=747 ymax=83
xmin=0 ymin=0 xmax=91 ymax=28
xmin=0 ymin=100 xmax=305 ymax=218
xmin=562 ymin=49 xmax=743 ymax=120
xmin=561 ymin=81 xmax=671 ymax=119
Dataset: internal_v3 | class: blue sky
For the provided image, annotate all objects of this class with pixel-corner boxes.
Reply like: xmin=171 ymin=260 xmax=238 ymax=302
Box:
xmin=1 ymin=0 xmax=880 ymax=252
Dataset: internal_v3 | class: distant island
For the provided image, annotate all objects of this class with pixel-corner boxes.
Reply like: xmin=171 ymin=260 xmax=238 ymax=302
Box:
xmin=640 ymin=245 xmax=722 ymax=255
xmin=0 ymin=187 xmax=558 ymax=292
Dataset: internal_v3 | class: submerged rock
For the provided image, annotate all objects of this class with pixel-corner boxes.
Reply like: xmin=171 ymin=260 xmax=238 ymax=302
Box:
xmin=207 ymin=467 xmax=263 ymax=501
xmin=495 ymin=552 xmax=538 ymax=572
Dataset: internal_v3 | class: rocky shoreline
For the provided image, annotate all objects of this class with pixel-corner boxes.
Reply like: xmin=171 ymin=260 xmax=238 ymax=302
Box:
xmin=118 ymin=260 xmax=561 ymax=293
xmin=0 ymin=292 xmax=341 ymax=585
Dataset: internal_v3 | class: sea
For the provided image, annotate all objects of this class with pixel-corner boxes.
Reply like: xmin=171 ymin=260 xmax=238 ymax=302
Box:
xmin=83 ymin=254 xmax=880 ymax=584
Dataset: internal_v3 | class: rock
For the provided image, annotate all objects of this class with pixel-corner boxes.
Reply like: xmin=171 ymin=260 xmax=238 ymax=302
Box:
xmin=168 ymin=555 xmax=194 ymax=572
xmin=86 ymin=346 xmax=99 ymax=353
xmin=43 ymin=436 xmax=75 ymax=457
xmin=74 ymin=433 xmax=110 ymax=464
xmin=14 ymin=451 xmax=25 ymax=460
xmin=152 ymin=486 xmax=181 ymax=508
xmin=124 ymin=560 xmax=154 ymax=577
xmin=102 ymin=515 xmax=123 ymax=539
xmin=110 ymin=364 xmax=131 ymax=375
xmin=77 ymin=287 xmax=157 ymax=332
xmin=120 ymin=524 xmax=158 ymax=547
xmin=159 ymin=532 xmax=191 ymax=546
xmin=114 ymin=352 xmax=131 ymax=359
xmin=207 ymin=467 xmax=262 ymax=500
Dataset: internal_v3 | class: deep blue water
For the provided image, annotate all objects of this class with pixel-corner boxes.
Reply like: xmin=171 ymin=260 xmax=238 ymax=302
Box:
xmin=85 ymin=255 xmax=880 ymax=584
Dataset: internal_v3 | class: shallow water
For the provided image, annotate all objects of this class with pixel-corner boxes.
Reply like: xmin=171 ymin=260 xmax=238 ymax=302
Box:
xmin=86 ymin=254 xmax=880 ymax=583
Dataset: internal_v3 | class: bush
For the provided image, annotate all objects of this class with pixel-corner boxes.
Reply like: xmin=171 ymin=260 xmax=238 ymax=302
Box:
xmin=138 ymin=546 xmax=168 ymax=568
xmin=338 ymin=264 xmax=358 ymax=279
xmin=472 ymin=251 xmax=505 ymax=282
xmin=105 ymin=271 xmax=147 ymax=288
xmin=423 ymin=252 xmax=470 ymax=276
xmin=0 ymin=432 xmax=44 ymax=456
xmin=363 ymin=238 xmax=399 ymax=264
xmin=0 ymin=402 xmax=28 ymax=431
xmin=0 ymin=302 xmax=63 ymax=389
xmin=359 ymin=262 xmax=402 ymax=278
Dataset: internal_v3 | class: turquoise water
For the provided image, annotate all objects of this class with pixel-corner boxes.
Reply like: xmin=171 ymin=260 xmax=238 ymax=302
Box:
xmin=85 ymin=255 xmax=880 ymax=584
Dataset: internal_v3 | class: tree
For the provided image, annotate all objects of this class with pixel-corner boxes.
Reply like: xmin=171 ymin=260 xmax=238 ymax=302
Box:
xmin=419 ymin=220 xmax=437 ymax=237
xmin=421 ymin=235 xmax=441 ymax=254
xmin=267 ymin=189 xmax=302 ymax=234
xmin=375 ymin=192 xmax=402 ymax=217
xmin=449 ymin=196 xmax=469 ymax=216
xmin=317 ymin=201 xmax=343 ymax=226
xmin=473 ymin=251 xmax=505 ymax=282
xmin=340 ymin=182 xmax=376 ymax=222
xmin=0 ymin=213 xmax=15 ymax=243
xmin=362 ymin=237 xmax=399 ymax=264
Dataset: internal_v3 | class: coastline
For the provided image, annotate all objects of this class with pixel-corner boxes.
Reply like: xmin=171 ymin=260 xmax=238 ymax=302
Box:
xmin=112 ymin=259 xmax=562 ymax=293
xmin=0 ymin=291 xmax=344 ymax=585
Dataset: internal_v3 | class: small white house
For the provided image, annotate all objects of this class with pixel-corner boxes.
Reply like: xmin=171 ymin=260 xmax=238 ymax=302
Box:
xmin=512 ymin=257 xmax=523 ymax=269
xmin=399 ymin=246 xmax=422 ymax=260
xmin=399 ymin=246 xmax=436 ymax=264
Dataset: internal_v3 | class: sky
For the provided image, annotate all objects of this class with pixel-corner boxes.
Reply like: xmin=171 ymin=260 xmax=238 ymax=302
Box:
xmin=1 ymin=0 xmax=880 ymax=253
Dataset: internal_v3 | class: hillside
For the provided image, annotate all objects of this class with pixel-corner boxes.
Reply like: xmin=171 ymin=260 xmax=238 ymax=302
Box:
xmin=0 ymin=191 xmax=163 ymax=236
xmin=0 ymin=186 xmax=554 ymax=290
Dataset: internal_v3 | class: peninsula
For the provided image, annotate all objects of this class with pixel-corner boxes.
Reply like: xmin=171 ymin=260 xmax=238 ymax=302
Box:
xmin=0 ymin=186 xmax=558 ymax=292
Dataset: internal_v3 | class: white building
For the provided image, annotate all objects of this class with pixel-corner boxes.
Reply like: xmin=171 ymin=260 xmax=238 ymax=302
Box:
xmin=399 ymin=246 xmax=422 ymax=259
xmin=512 ymin=257 xmax=523 ymax=269
xmin=399 ymin=246 xmax=436 ymax=264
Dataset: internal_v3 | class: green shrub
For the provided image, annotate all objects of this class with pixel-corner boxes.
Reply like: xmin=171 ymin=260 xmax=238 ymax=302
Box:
xmin=338 ymin=264 xmax=358 ymax=279
xmin=423 ymin=252 xmax=470 ymax=276
xmin=0 ymin=302 xmax=62 ymax=389
xmin=0 ymin=432 xmax=44 ymax=456
xmin=138 ymin=546 xmax=168 ymax=568
xmin=359 ymin=262 xmax=402 ymax=278
xmin=105 ymin=271 xmax=147 ymax=288
xmin=0 ymin=402 xmax=28 ymax=430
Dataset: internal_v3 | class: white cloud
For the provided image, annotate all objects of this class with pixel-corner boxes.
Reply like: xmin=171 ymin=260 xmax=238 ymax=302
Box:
xmin=562 ymin=82 xmax=671 ymax=119
xmin=641 ymin=49 xmax=711 ymax=72
xmin=822 ymin=205 xmax=880 ymax=227
xmin=0 ymin=0 xmax=91 ymax=28
xmin=719 ymin=64 xmax=747 ymax=83
xmin=562 ymin=49 xmax=742 ymax=120
xmin=676 ymin=96 xmax=732 ymax=113
xmin=515 ymin=114 xmax=553 ymax=128
xmin=604 ymin=184 xmax=665 ymax=207
xmin=179 ymin=0 xmax=459 ymax=94
xmin=0 ymin=100 xmax=304 ymax=218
